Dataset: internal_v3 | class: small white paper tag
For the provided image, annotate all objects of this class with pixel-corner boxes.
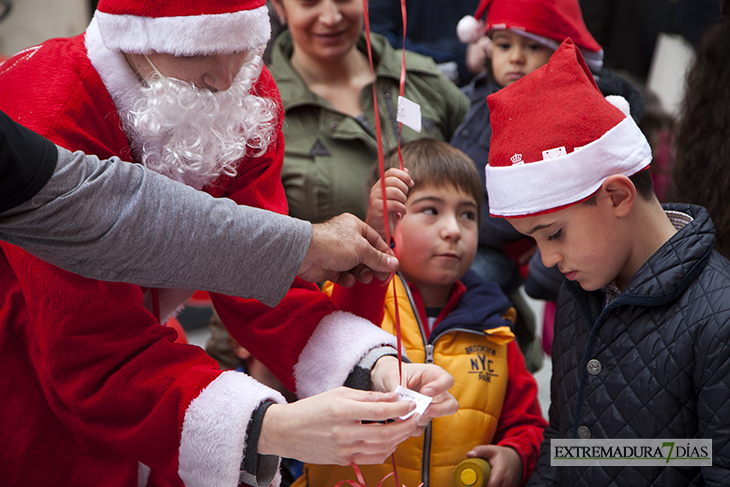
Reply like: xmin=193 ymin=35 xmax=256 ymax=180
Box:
xmin=397 ymin=96 xmax=422 ymax=133
xmin=395 ymin=385 xmax=432 ymax=420
xmin=542 ymin=146 xmax=567 ymax=160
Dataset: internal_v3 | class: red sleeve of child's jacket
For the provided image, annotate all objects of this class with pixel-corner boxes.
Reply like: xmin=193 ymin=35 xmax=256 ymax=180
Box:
xmin=493 ymin=341 xmax=548 ymax=486
xmin=326 ymin=277 xmax=391 ymax=326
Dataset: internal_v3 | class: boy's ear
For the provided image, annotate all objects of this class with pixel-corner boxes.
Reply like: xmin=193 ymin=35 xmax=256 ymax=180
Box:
xmin=601 ymin=175 xmax=635 ymax=217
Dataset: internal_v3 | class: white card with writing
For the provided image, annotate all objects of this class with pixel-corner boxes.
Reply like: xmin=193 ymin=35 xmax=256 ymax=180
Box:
xmin=395 ymin=385 xmax=432 ymax=420
xmin=397 ymin=96 xmax=422 ymax=133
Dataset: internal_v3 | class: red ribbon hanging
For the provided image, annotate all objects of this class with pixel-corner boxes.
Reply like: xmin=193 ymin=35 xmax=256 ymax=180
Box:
xmin=361 ymin=0 xmax=403 ymax=386
xmin=334 ymin=463 xmax=424 ymax=487
xmin=359 ymin=0 xmax=412 ymax=486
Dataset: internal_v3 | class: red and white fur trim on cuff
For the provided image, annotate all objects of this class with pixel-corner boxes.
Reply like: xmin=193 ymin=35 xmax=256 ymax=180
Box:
xmin=293 ymin=311 xmax=398 ymax=398
xmin=94 ymin=5 xmax=270 ymax=56
xmin=178 ymin=371 xmax=286 ymax=487
xmin=486 ymin=114 xmax=652 ymax=218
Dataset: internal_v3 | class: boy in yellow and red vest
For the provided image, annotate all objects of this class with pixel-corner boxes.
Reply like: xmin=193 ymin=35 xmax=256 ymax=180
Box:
xmin=292 ymin=138 xmax=547 ymax=487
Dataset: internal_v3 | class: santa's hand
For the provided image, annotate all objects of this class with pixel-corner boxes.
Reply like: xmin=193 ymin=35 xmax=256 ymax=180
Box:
xmin=298 ymin=213 xmax=398 ymax=287
xmin=366 ymin=168 xmax=413 ymax=241
xmin=370 ymin=356 xmax=458 ymax=430
xmin=258 ymin=387 xmax=420 ymax=465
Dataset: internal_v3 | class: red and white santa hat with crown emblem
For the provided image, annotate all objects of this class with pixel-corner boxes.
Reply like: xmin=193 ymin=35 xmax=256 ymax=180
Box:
xmin=485 ymin=39 xmax=652 ymax=218
xmin=94 ymin=0 xmax=271 ymax=56
xmin=457 ymin=0 xmax=604 ymax=71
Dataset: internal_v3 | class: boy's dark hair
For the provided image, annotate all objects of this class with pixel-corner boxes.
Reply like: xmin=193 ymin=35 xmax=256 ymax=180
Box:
xmin=583 ymin=167 xmax=655 ymax=206
xmin=370 ymin=138 xmax=483 ymax=221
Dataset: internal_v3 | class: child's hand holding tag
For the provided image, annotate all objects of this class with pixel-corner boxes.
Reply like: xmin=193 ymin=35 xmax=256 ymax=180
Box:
xmin=395 ymin=385 xmax=432 ymax=420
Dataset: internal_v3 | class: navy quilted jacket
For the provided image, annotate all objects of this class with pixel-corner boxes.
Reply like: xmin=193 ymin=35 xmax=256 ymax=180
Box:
xmin=527 ymin=204 xmax=730 ymax=486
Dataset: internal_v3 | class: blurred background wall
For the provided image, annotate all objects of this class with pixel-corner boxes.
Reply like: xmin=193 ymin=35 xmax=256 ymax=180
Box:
xmin=0 ymin=0 xmax=93 ymax=57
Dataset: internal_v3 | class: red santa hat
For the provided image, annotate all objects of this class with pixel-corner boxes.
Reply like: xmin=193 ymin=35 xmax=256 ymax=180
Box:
xmin=94 ymin=0 xmax=270 ymax=56
xmin=485 ymin=39 xmax=652 ymax=218
xmin=456 ymin=0 xmax=603 ymax=71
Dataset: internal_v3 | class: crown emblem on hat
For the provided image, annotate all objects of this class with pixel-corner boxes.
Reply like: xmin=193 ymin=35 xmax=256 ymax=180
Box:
xmin=510 ymin=153 xmax=524 ymax=165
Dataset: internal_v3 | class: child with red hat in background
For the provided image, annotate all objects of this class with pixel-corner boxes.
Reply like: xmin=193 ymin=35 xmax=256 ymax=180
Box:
xmin=488 ymin=40 xmax=730 ymax=486
xmin=451 ymin=0 xmax=645 ymax=367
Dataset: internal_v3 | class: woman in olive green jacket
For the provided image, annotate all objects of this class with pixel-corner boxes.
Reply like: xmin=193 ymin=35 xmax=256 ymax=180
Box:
xmin=269 ymin=0 xmax=469 ymax=223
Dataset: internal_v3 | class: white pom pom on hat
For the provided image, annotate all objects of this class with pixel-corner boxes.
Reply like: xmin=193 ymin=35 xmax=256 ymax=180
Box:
xmin=457 ymin=15 xmax=486 ymax=43
xmin=605 ymin=95 xmax=631 ymax=117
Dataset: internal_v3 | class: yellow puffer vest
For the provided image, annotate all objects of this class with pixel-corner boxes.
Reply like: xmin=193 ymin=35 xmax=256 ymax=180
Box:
xmin=293 ymin=274 xmax=515 ymax=487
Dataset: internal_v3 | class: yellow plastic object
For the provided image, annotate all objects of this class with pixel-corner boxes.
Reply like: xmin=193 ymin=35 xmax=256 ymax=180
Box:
xmin=453 ymin=458 xmax=491 ymax=487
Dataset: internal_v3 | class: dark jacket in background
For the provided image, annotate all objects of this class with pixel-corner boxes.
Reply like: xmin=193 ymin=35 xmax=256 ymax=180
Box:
xmin=368 ymin=0 xmax=480 ymax=86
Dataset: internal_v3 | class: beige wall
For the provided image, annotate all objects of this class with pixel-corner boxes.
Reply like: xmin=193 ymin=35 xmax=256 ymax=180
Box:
xmin=0 ymin=0 xmax=89 ymax=57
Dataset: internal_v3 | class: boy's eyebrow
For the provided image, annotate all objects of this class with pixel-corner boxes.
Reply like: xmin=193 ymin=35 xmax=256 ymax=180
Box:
xmin=525 ymin=222 xmax=555 ymax=235
xmin=410 ymin=195 xmax=478 ymax=207
xmin=410 ymin=195 xmax=444 ymax=204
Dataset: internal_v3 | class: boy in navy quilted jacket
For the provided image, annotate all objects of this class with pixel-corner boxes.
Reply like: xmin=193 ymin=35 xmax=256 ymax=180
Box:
xmin=486 ymin=40 xmax=730 ymax=486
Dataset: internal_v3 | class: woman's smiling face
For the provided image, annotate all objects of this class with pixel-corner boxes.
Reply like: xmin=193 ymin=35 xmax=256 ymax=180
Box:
xmin=276 ymin=0 xmax=363 ymax=62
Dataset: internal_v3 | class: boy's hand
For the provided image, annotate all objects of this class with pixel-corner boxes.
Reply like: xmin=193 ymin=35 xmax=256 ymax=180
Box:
xmin=370 ymin=356 xmax=458 ymax=432
xmin=467 ymin=445 xmax=523 ymax=487
xmin=366 ymin=168 xmax=414 ymax=241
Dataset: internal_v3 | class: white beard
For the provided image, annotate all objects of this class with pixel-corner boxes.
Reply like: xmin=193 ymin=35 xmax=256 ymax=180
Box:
xmin=120 ymin=51 xmax=277 ymax=190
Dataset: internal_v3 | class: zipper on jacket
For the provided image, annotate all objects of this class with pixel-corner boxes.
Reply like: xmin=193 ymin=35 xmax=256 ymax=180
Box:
xmin=396 ymin=274 xmax=432 ymax=487
xmin=421 ymin=422 xmax=433 ymax=487
xmin=396 ymin=274 xmax=488 ymax=487
xmin=424 ymin=344 xmax=435 ymax=364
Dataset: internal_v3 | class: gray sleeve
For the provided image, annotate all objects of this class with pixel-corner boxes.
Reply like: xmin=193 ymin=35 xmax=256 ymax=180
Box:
xmin=0 ymin=146 xmax=311 ymax=307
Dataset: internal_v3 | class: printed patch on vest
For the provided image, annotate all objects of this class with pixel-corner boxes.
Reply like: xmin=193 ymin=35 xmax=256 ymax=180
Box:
xmin=466 ymin=344 xmax=499 ymax=383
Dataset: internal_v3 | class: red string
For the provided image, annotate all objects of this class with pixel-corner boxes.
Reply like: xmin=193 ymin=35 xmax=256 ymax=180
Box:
xmin=334 ymin=463 xmax=424 ymax=487
xmin=362 ymin=0 xmax=403 ymax=384
xmin=362 ymin=1 xmax=412 ymax=485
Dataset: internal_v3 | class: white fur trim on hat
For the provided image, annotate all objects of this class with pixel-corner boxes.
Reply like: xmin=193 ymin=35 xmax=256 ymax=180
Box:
xmin=179 ymin=371 xmax=286 ymax=487
xmin=457 ymin=15 xmax=485 ymax=44
xmin=486 ymin=115 xmax=652 ymax=217
xmin=94 ymin=5 xmax=270 ymax=55
xmin=293 ymin=311 xmax=398 ymax=398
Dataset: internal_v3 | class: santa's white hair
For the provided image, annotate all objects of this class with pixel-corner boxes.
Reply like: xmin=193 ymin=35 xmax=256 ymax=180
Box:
xmin=122 ymin=48 xmax=277 ymax=190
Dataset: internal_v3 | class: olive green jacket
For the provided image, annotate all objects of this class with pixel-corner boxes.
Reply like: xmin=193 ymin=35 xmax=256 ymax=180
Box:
xmin=270 ymin=31 xmax=469 ymax=223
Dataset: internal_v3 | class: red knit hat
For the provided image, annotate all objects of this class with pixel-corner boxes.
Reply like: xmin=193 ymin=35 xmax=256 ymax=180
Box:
xmin=94 ymin=0 xmax=270 ymax=56
xmin=456 ymin=0 xmax=603 ymax=71
xmin=485 ymin=40 xmax=652 ymax=218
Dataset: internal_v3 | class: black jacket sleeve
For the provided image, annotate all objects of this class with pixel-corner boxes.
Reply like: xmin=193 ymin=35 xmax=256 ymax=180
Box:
xmin=0 ymin=109 xmax=58 ymax=213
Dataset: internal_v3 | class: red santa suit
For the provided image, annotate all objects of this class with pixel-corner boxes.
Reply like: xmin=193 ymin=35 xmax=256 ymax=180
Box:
xmin=0 ymin=14 xmax=397 ymax=487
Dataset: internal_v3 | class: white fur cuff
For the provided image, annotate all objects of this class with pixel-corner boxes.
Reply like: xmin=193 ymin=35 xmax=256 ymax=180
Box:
xmin=178 ymin=371 xmax=286 ymax=487
xmin=293 ymin=311 xmax=398 ymax=398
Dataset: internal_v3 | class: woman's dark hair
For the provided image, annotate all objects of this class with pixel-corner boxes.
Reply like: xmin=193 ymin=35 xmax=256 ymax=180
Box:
xmin=671 ymin=13 xmax=730 ymax=257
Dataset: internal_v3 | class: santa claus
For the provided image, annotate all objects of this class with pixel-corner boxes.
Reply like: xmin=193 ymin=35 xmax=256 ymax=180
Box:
xmin=0 ymin=1 xmax=456 ymax=486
